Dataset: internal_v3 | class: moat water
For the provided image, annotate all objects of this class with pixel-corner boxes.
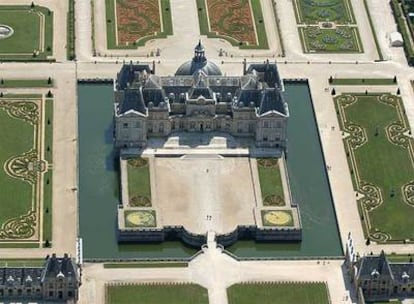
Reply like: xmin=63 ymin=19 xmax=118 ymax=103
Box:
xmin=78 ymin=82 xmax=342 ymax=259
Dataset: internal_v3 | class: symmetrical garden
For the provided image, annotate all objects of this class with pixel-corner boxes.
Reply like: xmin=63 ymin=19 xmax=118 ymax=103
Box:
xmin=292 ymin=0 xmax=362 ymax=53
xmin=105 ymin=0 xmax=173 ymax=49
xmin=334 ymin=93 xmax=414 ymax=242
xmin=0 ymin=5 xmax=53 ymax=61
xmin=227 ymin=282 xmax=330 ymax=304
xmin=0 ymin=94 xmax=53 ymax=247
xmin=257 ymin=158 xmax=284 ymax=206
xmin=122 ymin=157 xmax=156 ymax=228
xmin=196 ymin=0 xmax=268 ymax=49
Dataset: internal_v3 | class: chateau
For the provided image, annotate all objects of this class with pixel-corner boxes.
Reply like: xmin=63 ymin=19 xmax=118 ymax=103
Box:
xmin=114 ymin=41 xmax=289 ymax=149
xmin=0 ymin=254 xmax=80 ymax=302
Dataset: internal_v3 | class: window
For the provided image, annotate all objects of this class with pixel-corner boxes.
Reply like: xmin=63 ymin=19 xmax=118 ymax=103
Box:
xmin=68 ymin=291 xmax=73 ymax=297
xmin=123 ymin=123 xmax=128 ymax=128
xmin=263 ymin=121 xmax=269 ymax=128
xmin=159 ymin=123 xmax=164 ymax=132
xmin=263 ymin=136 xmax=268 ymax=142
xmin=135 ymin=121 xmax=141 ymax=128
xmin=49 ymin=290 xmax=54 ymax=297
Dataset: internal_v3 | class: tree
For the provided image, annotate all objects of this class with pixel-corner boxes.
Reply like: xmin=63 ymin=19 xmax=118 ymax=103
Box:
xmin=31 ymin=1 xmax=35 ymax=8
xmin=44 ymin=239 xmax=50 ymax=247
xmin=47 ymin=77 xmax=52 ymax=85
xmin=366 ymin=238 xmax=371 ymax=246
xmin=397 ymin=88 xmax=401 ymax=95
xmin=328 ymin=76 xmax=333 ymax=83
xmin=331 ymin=88 xmax=336 ymax=96
xmin=393 ymin=75 xmax=397 ymax=83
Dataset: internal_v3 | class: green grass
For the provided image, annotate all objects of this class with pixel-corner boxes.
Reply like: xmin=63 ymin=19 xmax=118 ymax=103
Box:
xmin=0 ymin=5 xmax=53 ymax=61
xmin=335 ymin=93 xmax=414 ymax=241
xmin=261 ymin=210 xmax=294 ymax=227
xmin=0 ymin=242 xmax=39 ymax=248
xmin=367 ymin=302 xmax=402 ymax=304
xmin=127 ymin=158 xmax=151 ymax=206
xmin=293 ymin=0 xmax=355 ymax=24
xmin=106 ymin=0 xmax=173 ymax=49
xmin=67 ymin=0 xmax=75 ymax=60
xmin=387 ymin=254 xmax=414 ymax=263
xmin=0 ymin=79 xmax=53 ymax=88
xmin=257 ymin=158 xmax=284 ymax=206
xmin=104 ymin=262 xmax=188 ymax=268
xmin=43 ymin=98 xmax=53 ymax=243
xmin=124 ymin=210 xmax=156 ymax=228
xmin=106 ymin=284 xmax=209 ymax=304
xmin=331 ymin=78 xmax=397 ymax=85
xmin=300 ymin=26 xmax=363 ymax=53
xmin=227 ymin=282 xmax=330 ymax=304
xmin=0 ymin=96 xmax=53 ymax=245
xmin=196 ymin=0 xmax=268 ymax=49
xmin=0 ymin=259 xmax=45 ymax=267
xmin=0 ymin=106 xmax=33 ymax=225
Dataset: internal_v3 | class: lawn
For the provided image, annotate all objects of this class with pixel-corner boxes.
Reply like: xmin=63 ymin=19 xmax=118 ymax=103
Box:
xmin=256 ymin=158 xmax=285 ymax=206
xmin=0 ymin=95 xmax=53 ymax=245
xmin=196 ymin=0 xmax=268 ymax=49
xmin=0 ymin=259 xmax=45 ymax=267
xmin=330 ymin=78 xmax=397 ymax=85
xmin=105 ymin=0 xmax=173 ymax=49
xmin=335 ymin=93 xmax=414 ymax=242
xmin=124 ymin=210 xmax=156 ymax=228
xmin=300 ymin=26 xmax=362 ymax=53
xmin=227 ymin=282 xmax=330 ymax=304
xmin=106 ymin=283 xmax=209 ymax=304
xmin=0 ymin=79 xmax=53 ymax=88
xmin=127 ymin=157 xmax=151 ymax=206
xmin=293 ymin=0 xmax=355 ymax=24
xmin=0 ymin=5 xmax=53 ymax=60
xmin=104 ymin=262 xmax=188 ymax=268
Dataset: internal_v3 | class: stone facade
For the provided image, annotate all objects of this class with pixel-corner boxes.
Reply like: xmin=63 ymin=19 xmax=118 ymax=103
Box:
xmin=114 ymin=42 xmax=288 ymax=149
xmin=345 ymin=237 xmax=414 ymax=302
xmin=0 ymin=254 xmax=80 ymax=302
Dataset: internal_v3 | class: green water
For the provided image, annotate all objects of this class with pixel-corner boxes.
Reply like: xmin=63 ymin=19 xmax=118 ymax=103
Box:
xmin=78 ymin=82 xmax=342 ymax=259
xmin=227 ymin=83 xmax=343 ymax=257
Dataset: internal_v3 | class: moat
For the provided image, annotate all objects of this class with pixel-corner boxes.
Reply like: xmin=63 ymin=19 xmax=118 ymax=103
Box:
xmin=78 ymin=82 xmax=342 ymax=259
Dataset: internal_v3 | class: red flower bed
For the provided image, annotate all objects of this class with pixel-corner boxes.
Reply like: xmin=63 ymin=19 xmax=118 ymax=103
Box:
xmin=206 ymin=0 xmax=257 ymax=45
xmin=116 ymin=0 xmax=161 ymax=45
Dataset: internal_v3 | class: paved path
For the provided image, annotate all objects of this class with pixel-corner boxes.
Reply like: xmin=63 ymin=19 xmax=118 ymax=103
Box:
xmin=80 ymin=243 xmax=353 ymax=304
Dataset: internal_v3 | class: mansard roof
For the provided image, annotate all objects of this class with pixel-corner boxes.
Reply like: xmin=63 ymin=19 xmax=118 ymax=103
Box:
xmin=358 ymin=251 xmax=393 ymax=280
xmin=42 ymin=254 xmax=78 ymax=282
xmin=0 ymin=267 xmax=43 ymax=286
xmin=119 ymin=89 xmax=146 ymax=115
xmin=115 ymin=59 xmax=287 ymax=117
xmin=117 ymin=64 xmax=152 ymax=90
xmin=258 ymin=88 xmax=287 ymax=116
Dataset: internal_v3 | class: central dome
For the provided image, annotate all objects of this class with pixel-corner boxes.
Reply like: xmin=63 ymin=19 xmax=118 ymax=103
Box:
xmin=175 ymin=41 xmax=222 ymax=76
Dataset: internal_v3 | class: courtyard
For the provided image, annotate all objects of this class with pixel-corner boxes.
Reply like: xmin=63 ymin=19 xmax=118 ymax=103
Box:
xmin=335 ymin=92 xmax=414 ymax=242
xmin=0 ymin=94 xmax=53 ymax=247
xmin=0 ymin=5 xmax=53 ymax=60
xmin=150 ymin=156 xmax=257 ymax=234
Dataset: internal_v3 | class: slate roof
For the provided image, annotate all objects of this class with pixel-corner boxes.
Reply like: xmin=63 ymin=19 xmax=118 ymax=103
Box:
xmin=0 ymin=268 xmax=43 ymax=286
xmin=258 ymin=89 xmax=286 ymax=115
xmin=42 ymin=254 xmax=78 ymax=282
xmin=119 ymin=89 xmax=146 ymax=114
xmin=358 ymin=251 xmax=393 ymax=280
xmin=116 ymin=60 xmax=287 ymax=117
xmin=247 ymin=63 xmax=282 ymax=88
xmin=117 ymin=64 xmax=152 ymax=90
xmin=389 ymin=263 xmax=414 ymax=284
